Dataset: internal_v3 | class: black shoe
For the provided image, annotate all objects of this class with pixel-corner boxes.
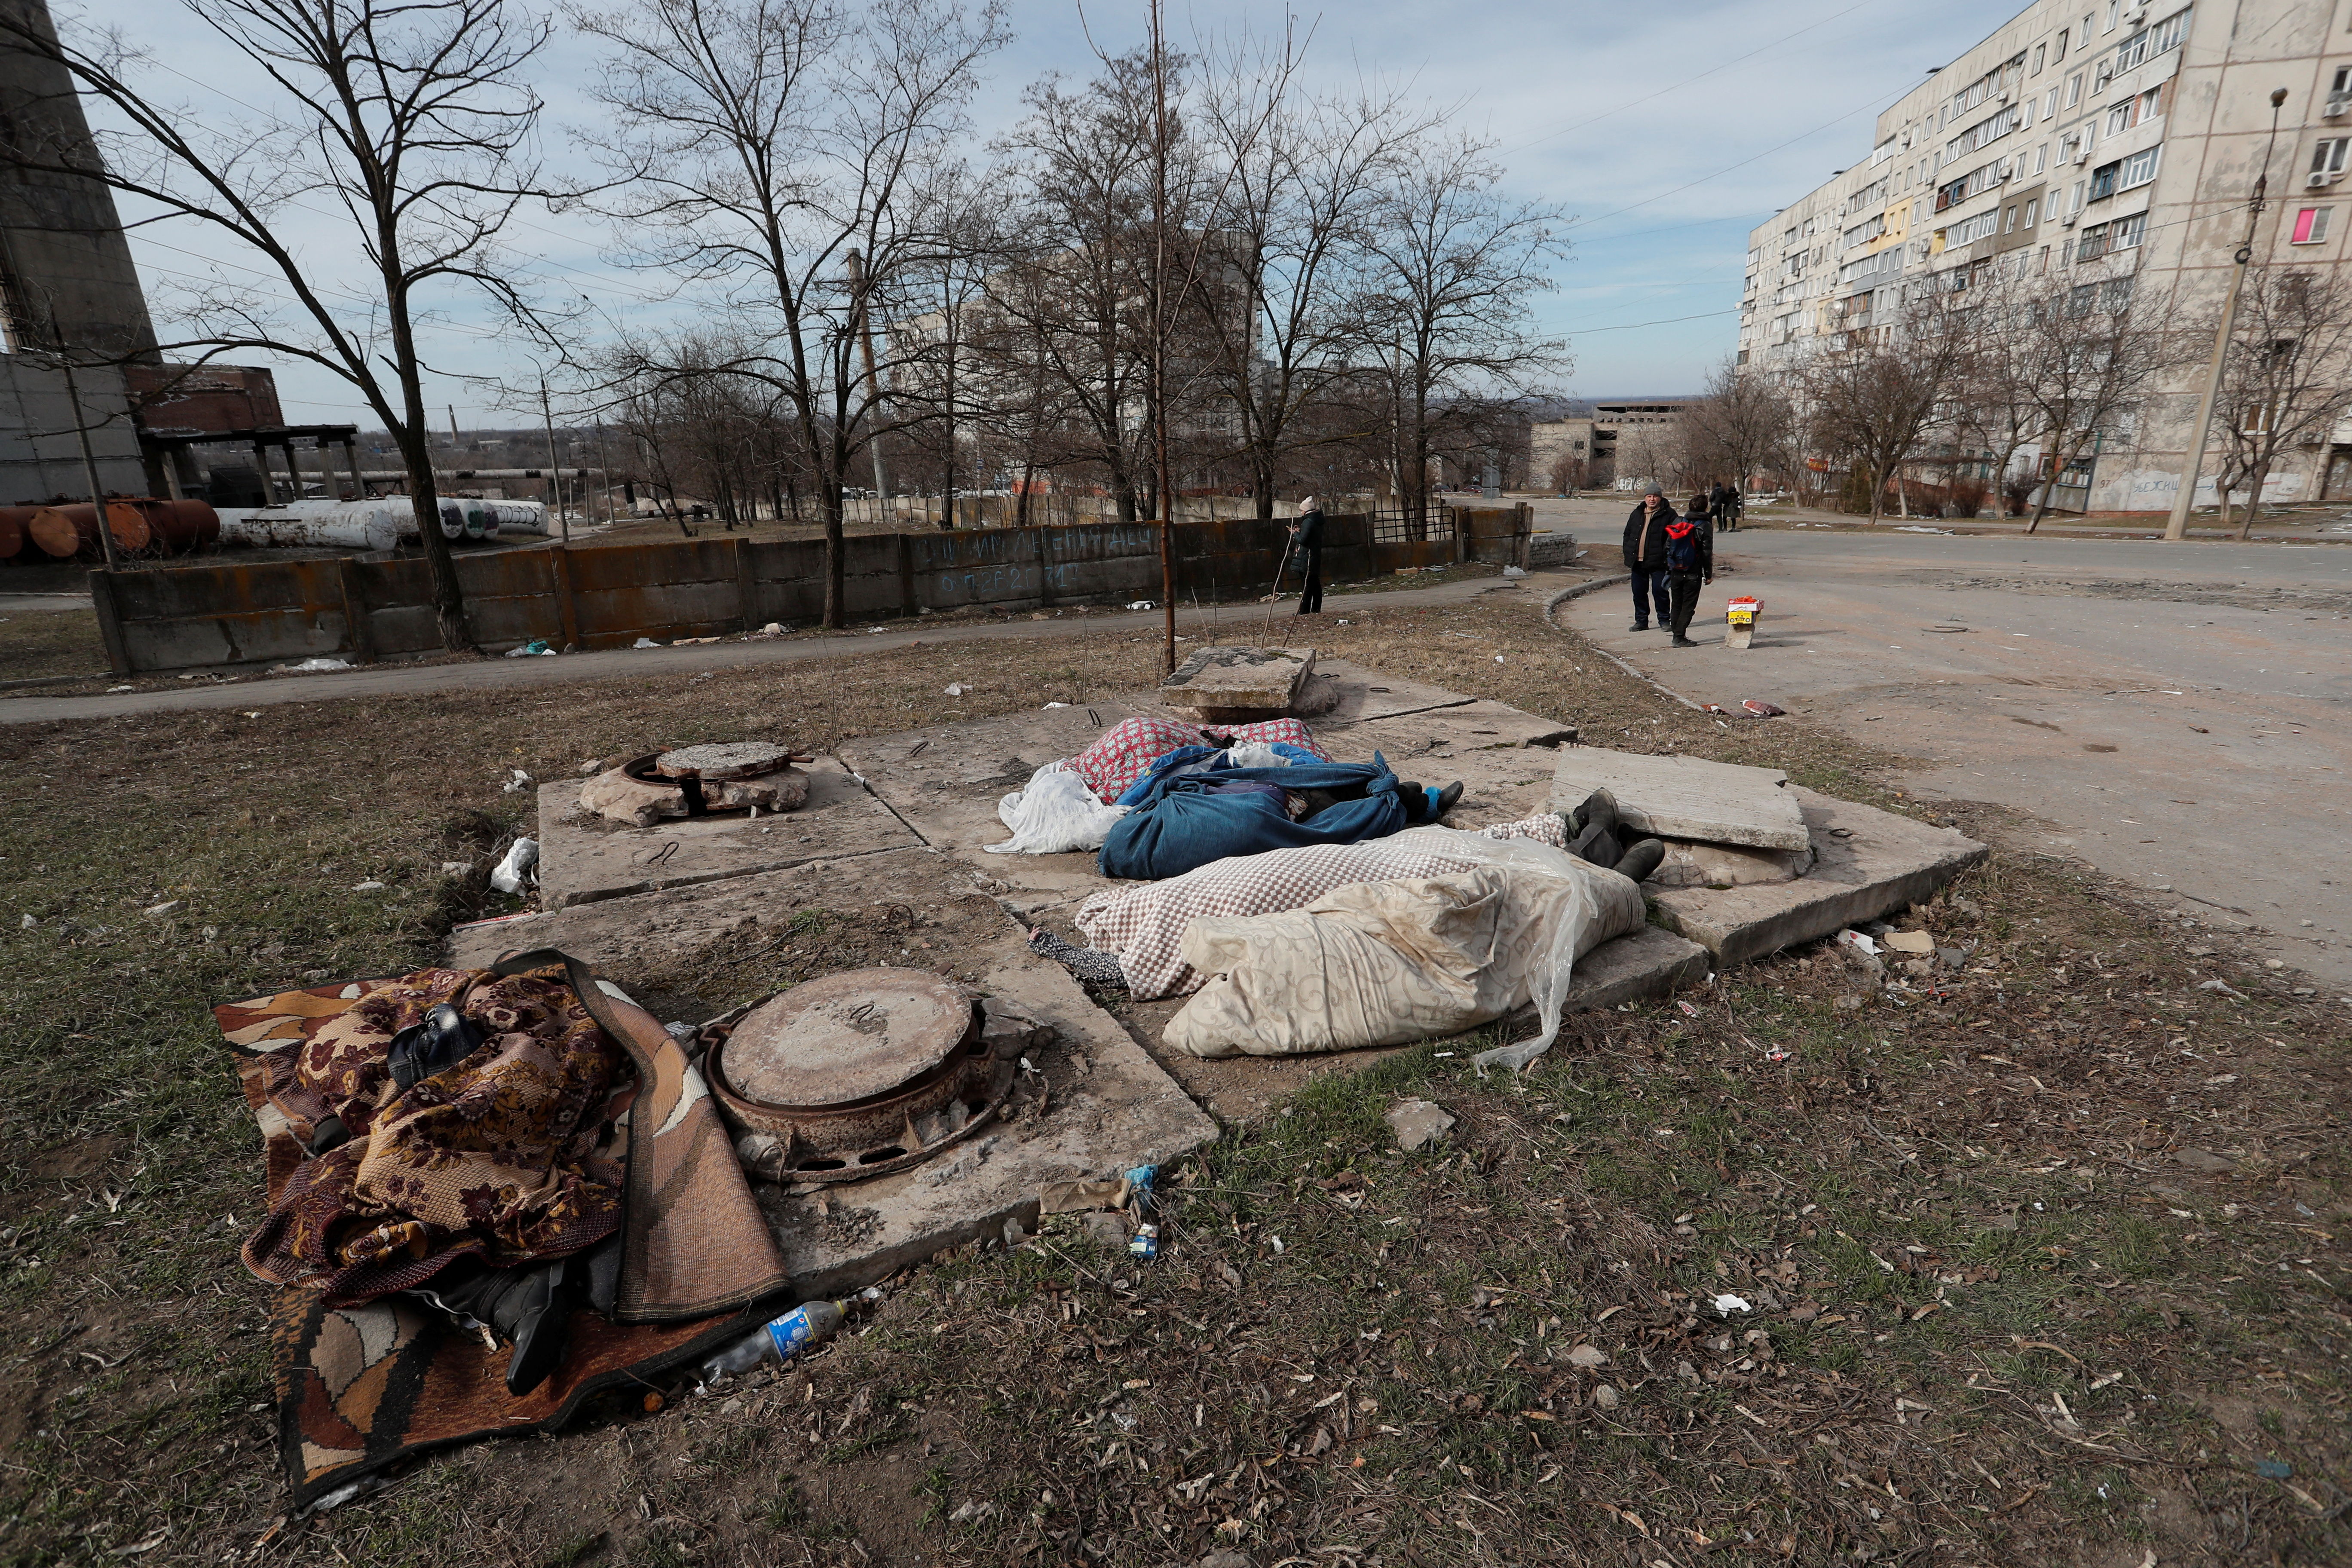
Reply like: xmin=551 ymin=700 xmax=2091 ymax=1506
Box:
xmin=1615 ymin=838 xmax=1666 ymax=883
xmin=1629 ymin=622 xmax=1648 ymax=632
xmin=1432 ymin=781 xmax=1463 ymax=818
xmin=1672 ymin=635 xmax=1698 ymax=647
xmin=415 ymin=1253 xmax=585 ymax=1397
xmin=1572 ymin=788 xmax=1620 ymax=840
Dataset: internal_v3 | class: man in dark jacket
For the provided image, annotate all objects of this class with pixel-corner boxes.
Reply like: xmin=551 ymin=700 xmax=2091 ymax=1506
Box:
xmin=1291 ymin=494 xmax=1324 ymax=615
xmin=1663 ymin=507 xmax=1714 ymax=647
xmin=1621 ymin=484 xmax=1676 ymax=631
xmin=1713 ymin=481 xmax=1741 ymax=532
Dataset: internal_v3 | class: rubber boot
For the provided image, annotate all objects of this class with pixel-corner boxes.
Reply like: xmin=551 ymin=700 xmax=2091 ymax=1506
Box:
xmin=416 ymin=1254 xmax=583 ymax=1397
xmin=1614 ymin=838 xmax=1666 ymax=884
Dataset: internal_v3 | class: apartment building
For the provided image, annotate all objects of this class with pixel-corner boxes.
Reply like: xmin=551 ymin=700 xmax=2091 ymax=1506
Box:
xmin=1739 ymin=0 xmax=2352 ymax=511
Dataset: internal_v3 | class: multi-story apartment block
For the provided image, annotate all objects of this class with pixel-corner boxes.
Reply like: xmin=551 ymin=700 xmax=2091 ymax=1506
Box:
xmin=1739 ymin=0 xmax=2352 ymax=511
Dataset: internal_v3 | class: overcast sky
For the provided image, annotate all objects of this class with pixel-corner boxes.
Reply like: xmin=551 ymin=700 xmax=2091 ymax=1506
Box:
xmin=103 ymin=0 xmax=2006 ymax=432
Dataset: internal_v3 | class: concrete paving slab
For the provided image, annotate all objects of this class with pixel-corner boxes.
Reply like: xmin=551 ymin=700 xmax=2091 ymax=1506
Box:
xmin=535 ymin=756 xmax=919 ymax=910
xmin=1565 ymin=923 xmax=1714 ymax=1008
xmin=1649 ymin=787 xmax=1988 ymax=966
xmin=1349 ymin=698 xmax=1578 ymax=830
xmin=1159 ymin=645 xmax=1315 ymax=717
xmin=1650 ymin=839 xmax=1812 ymax=890
xmin=836 ymin=702 xmax=1148 ymax=854
xmin=446 ymin=848 xmax=1217 ymax=1302
xmin=1549 ymin=750 xmax=1811 ymax=853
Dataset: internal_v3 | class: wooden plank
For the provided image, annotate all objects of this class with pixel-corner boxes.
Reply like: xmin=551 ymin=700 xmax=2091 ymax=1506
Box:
xmin=550 ymin=545 xmax=582 ymax=651
xmin=86 ymin=569 xmax=133 ymax=674
xmin=336 ymin=556 xmax=377 ymax=663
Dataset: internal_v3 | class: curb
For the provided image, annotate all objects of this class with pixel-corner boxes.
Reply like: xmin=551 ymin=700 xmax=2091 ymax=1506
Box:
xmin=1540 ymin=573 xmax=1704 ymax=714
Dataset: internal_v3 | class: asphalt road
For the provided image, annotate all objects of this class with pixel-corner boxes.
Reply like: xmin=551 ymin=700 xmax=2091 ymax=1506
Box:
xmin=1561 ymin=530 xmax=2352 ymax=992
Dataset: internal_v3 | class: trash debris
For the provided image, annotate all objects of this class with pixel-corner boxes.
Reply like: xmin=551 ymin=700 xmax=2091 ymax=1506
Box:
xmin=1127 ymin=600 xmax=1156 ymax=611
xmin=1502 ymin=565 xmax=1527 ymax=578
xmin=1041 ymin=701 xmax=1070 ymax=709
xmin=2196 ymin=977 xmax=2246 ymax=998
xmin=1743 ymin=698 xmax=1786 ymax=717
xmin=631 ymin=637 xmax=660 ymax=649
xmin=1712 ymin=1293 xmax=1753 ymax=1315
xmin=350 ymin=880 xmax=386 ymax=891
xmin=746 ymin=621 xmax=789 ymax=639
xmin=489 ymin=838 xmax=539 ymax=894
xmin=1764 ymin=1044 xmax=1790 ymax=1063
xmin=700 ymin=1299 xmax=847 ymax=1381
xmin=2254 ymin=1459 xmax=2294 ymax=1480
xmin=107 ymin=684 xmax=133 ymax=693
xmin=944 ymin=683 xmax=967 ymax=696
xmin=986 ymin=763 xmax=1130 ymax=854
xmin=441 ymin=861 xmax=472 ymax=877
xmin=1563 ymin=1344 xmax=1608 ymax=1369
xmin=144 ymin=900 xmax=181 ymax=917
xmin=502 ymin=639 xmax=556 ymax=657
xmin=1385 ymin=1097 xmax=1455 ymax=1153
xmin=501 ymin=768 xmax=533 ymax=793
xmin=1883 ymin=930 xmax=1935 ymax=955
xmin=19 ymin=913 xmax=37 ymax=928
xmin=279 ymin=658 xmax=353 ymax=674
xmin=1836 ymin=929 xmax=1881 ymax=957
xmin=1127 ymin=1165 xmax=1160 ymax=1261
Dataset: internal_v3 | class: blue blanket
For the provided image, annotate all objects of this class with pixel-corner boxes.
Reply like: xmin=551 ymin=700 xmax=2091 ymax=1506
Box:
xmin=1098 ymin=753 xmax=1411 ymax=880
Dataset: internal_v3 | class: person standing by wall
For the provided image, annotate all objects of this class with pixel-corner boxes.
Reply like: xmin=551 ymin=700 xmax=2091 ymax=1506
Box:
xmin=1620 ymin=483 xmax=1677 ymax=631
xmin=1292 ymin=493 xmax=1325 ymax=616
xmin=1663 ymin=504 xmax=1714 ymax=647
xmin=1711 ymin=481 xmax=1737 ymax=532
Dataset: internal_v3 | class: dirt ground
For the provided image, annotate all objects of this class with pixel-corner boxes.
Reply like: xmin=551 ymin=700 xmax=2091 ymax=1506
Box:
xmin=0 ymin=591 xmax=2345 ymax=1568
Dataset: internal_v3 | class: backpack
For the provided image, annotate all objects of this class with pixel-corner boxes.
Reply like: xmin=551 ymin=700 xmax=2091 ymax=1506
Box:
xmin=1663 ymin=519 xmax=1700 ymax=573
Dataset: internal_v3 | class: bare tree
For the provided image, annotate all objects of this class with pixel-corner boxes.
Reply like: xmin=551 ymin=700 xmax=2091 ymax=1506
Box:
xmin=1356 ymin=134 xmax=1568 ymax=536
xmin=0 ymin=0 xmax=556 ymax=650
xmin=1680 ymin=358 xmax=1794 ymax=494
xmin=575 ymin=0 xmax=1009 ymax=628
xmin=1802 ymin=288 xmax=1975 ymax=525
xmin=2020 ymin=275 xmax=2182 ymax=531
xmin=1192 ymin=44 xmax=1434 ymax=521
xmin=2208 ymin=266 xmax=2352 ymax=536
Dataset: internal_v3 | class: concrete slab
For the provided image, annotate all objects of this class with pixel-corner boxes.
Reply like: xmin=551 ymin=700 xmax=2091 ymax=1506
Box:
xmin=1648 ymin=787 xmax=1988 ymax=966
xmin=535 ymin=755 xmax=919 ymax=910
xmin=1565 ymin=923 xmax=1713 ymax=1008
xmin=1650 ymin=839 xmax=1812 ymax=890
xmin=836 ymin=701 xmax=1148 ymax=854
xmin=1349 ymin=698 xmax=1578 ymax=831
xmin=1549 ymin=750 xmax=1811 ymax=853
xmin=1159 ymin=645 xmax=1315 ymax=718
xmin=445 ymin=848 xmax=1217 ymax=1302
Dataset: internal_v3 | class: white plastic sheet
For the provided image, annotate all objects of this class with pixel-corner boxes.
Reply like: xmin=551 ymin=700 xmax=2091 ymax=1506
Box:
xmin=983 ymin=763 xmax=1130 ymax=855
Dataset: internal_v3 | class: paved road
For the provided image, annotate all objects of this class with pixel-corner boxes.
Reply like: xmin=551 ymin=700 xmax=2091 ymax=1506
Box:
xmin=1562 ymin=531 xmax=2352 ymax=992
xmin=0 ymin=571 xmax=1546 ymax=725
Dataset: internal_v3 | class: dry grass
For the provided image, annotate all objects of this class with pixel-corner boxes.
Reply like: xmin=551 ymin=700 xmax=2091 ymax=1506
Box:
xmin=0 ymin=607 xmax=105 ymax=682
xmin=0 ymin=590 xmax=2345 ymax=1568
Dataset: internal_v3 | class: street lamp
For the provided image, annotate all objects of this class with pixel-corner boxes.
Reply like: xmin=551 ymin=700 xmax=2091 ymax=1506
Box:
xmin=2165 ymin=87 xmax=2290 ymax=542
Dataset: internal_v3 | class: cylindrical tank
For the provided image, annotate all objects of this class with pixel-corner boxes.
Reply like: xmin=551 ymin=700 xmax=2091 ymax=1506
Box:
xmin=152 ymin=498 xmax=221 ymax=553
xmin=27 ymin=501 xmax=150 ymax=558
xmin=220 ymin=502 xmax=414 ymax=551
xmin=0 ymin=505 xmax=33 ymax=561
xmin=485 ymin=500 xmax=549 ymax=535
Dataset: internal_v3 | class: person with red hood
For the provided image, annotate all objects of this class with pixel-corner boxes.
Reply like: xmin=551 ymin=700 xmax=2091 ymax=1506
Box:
xmin=1661 ymin=503 xmax=1713 ymax=647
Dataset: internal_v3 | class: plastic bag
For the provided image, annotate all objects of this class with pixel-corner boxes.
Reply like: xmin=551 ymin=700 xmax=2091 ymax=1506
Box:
xmin=983 ymin=764 xmax=1130 ymax=855
xmin=489 ymin=837 xmax=539 ymax=893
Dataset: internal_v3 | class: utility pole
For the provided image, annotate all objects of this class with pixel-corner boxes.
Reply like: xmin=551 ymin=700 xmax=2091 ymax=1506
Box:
xmin=2167 ymin=88 xmax=2288 ymax=543
xmin=540 ymin=378 xmax=569 ymax=546
xmin=1150 ymin=0 xmax=1178 ymax=671
xmin=594 ymin=415 xmax=611 ymax=523
xmin=845 ymin=248 xmax=891 ymax=514
xmin=44 ymin=308 xmax=121 ymax=571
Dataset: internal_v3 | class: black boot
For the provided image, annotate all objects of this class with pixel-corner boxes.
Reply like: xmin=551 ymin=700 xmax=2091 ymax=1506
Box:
xmin=414 ymin=1253 xmax=585 ymax=1396
xmin=1614 ymin=838 xmax=1666 ymax=884
xmin=1431 ymin=781 xmax=1464 ymax=819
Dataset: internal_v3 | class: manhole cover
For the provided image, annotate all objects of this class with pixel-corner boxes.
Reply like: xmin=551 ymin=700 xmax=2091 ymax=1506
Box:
xmin=654 ymin=741 xmax=795 ymax=780
xmin=706 ymin=969 xmax=1015 ymax=1183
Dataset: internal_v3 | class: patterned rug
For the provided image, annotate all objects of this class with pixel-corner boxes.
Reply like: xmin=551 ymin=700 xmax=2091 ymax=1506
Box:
xmin=220 ymin=949 xmax=794 ymax=1510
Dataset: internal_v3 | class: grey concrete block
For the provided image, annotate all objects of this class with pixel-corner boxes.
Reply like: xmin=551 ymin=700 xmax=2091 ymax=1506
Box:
xmin=1648 ymin=787 xmax=1988 ymax=966
xmin=1551 ymin=749 xmax=1810 ymax=853
xmin=1159 ymin=645 xmax=1316 ymax=715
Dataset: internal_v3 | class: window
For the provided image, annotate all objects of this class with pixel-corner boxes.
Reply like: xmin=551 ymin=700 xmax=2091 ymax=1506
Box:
xmin=2104 ymin=276 xmax=2135 ymax=311
xmin=2060 ymin=130 xmax=2084 ymax=165
xmin=2070 ymin=179 xmax=2087 ymax=213
xmin=2037 ymin=143 xmax=2050 ymax=174
xmin=2038 ymin=244 xmax=2051 ymax=273
xmin=2025 ymin=196 xmax=2040 ymax=226
xmin=2089 ymin=159 xmax=2121 ymax=199
xmin=1946 ymin=210 xmax=2000 ymax=246
xmin=2055 ymin=27 xmax=2070 ymax=58
xmin=2067 ymin=71 xmax=2085 ymax=107
xmin=2046 ymin=86 xmax=2059 ymax=118
xmin=2150 ymin=9 xmax=2190 ymax=55
xmin=2077 ymin=221 xmax=2111 ymax=260
xmin=2094 ymin=58 xmax=2113 ymax=95
xmin=2118 ymin=145 xmax=2160 ymax=190
xmin=2293 ymin=205 xmax=2335 ymax=243
xmin=2069 ymin=283 xmax=2097 ymax=315
xmin=2105 ymin=0 xmax=2119 ymax=31
xmin=2035 ymin=43 xmax=2047 ymax=73
xmin=2004 ymin=203 xmax=2020 ymax=232
xmin=2336 ymin=66 xmax=2351 ymax=95
xmin=2112 ymin=210 xmax=2148 ymax=249
xmin=2313 ymin=138 xmax=2351 ymax=180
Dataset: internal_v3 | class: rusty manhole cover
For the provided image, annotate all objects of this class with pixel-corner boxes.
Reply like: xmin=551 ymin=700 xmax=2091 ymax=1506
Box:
xmin=707 ymin=969 xmax=1014 ymax=1183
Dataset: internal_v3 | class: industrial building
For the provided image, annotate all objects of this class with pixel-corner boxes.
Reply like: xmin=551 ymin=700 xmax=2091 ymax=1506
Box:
xmin=1739 ymin=0 xmax=2352 ymax=511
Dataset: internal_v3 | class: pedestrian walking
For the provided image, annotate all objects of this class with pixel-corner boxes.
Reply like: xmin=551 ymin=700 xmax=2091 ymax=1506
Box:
xmin=1663 ymin=506 xmax=1714 ymax=647
xmin=1620 ymin=483 xmax=1678 ymax=631
xmin=1292 ymin=493 xmax=1325 ymax=615
xmin=1710 ymin=481 xmax=1734 ymax=532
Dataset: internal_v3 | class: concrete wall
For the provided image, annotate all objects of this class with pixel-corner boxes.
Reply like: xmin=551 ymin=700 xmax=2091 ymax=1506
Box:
xmin=88 ymin=510 xmax=1519 ymax=673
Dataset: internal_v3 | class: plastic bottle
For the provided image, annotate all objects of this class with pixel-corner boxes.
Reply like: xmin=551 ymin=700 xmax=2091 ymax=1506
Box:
xmin=700 ymin=1299 xmax=846 ymax=1381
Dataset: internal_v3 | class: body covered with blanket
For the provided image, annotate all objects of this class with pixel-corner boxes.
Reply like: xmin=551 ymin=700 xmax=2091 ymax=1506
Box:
xmin=1099 ymin=750 xmax=1427 ymax=880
